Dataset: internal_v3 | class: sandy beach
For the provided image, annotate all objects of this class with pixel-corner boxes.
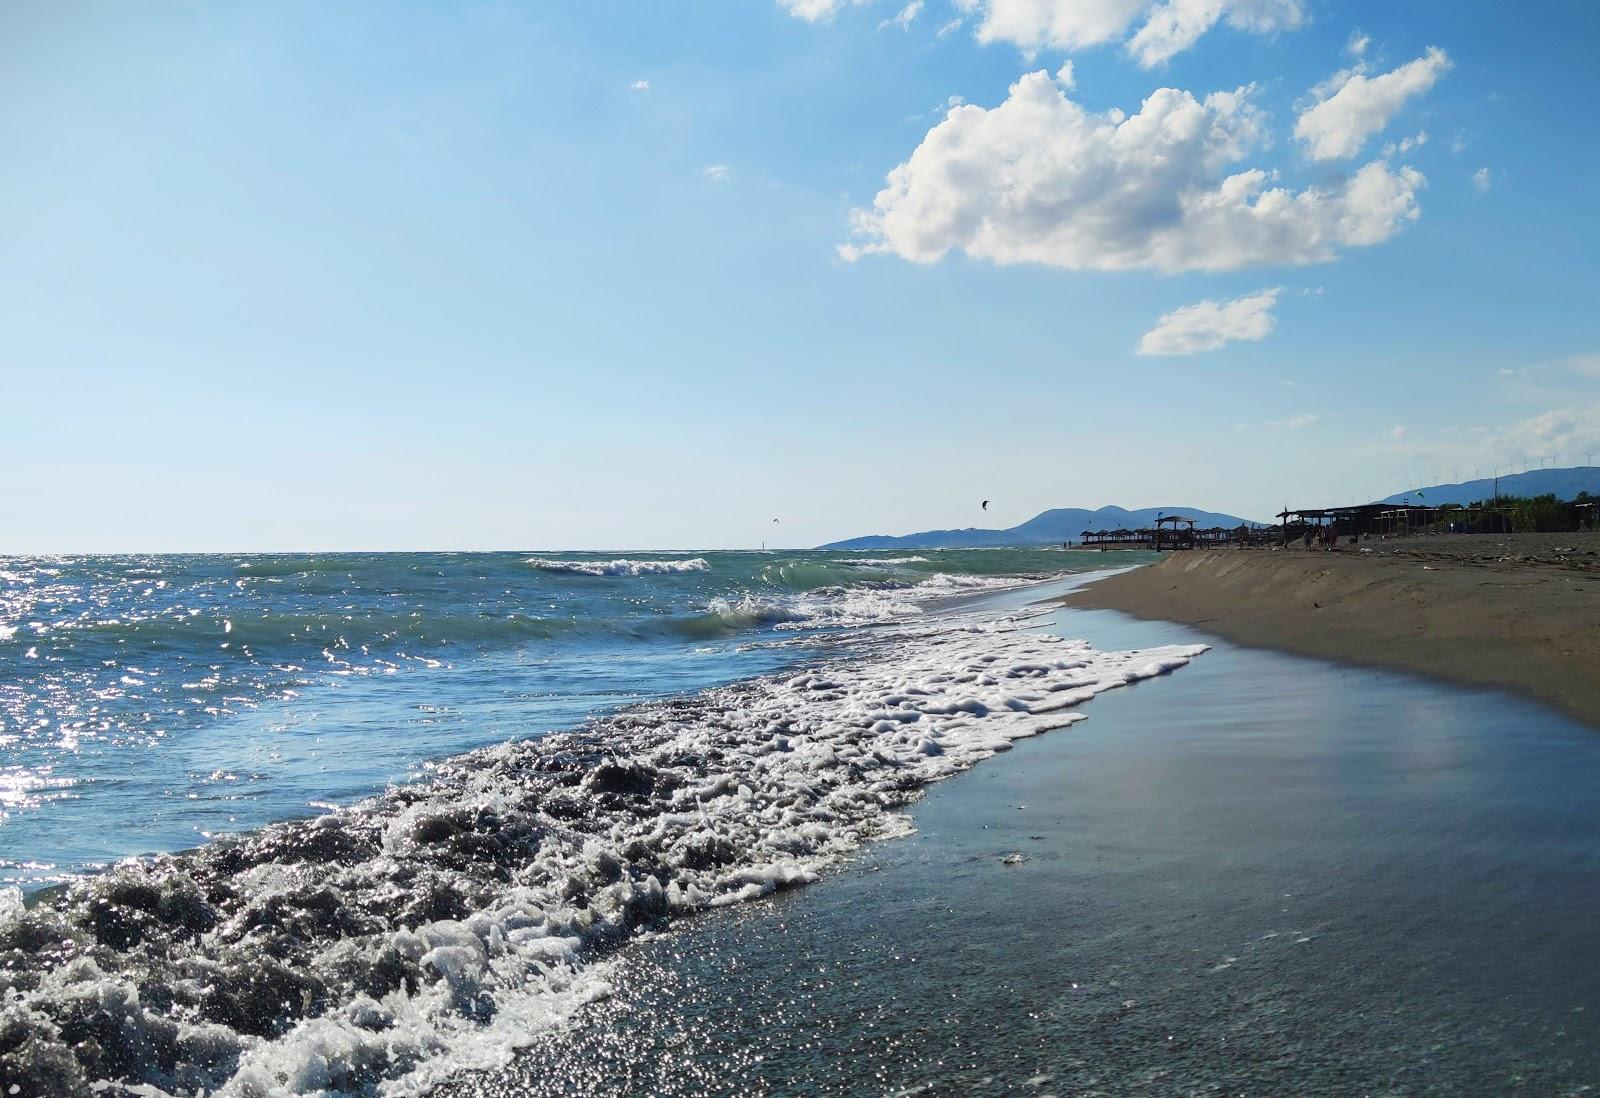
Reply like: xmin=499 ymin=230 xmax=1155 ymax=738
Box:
xmin=1065 ymin=533 xmax=1600 ymax=728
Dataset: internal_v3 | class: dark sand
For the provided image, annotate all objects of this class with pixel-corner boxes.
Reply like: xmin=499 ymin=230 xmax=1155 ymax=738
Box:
xmin=443 ymin=603 xmax=1600 ymax=1096
xmin=1066 ymin=533 xmax=1600 ymax=728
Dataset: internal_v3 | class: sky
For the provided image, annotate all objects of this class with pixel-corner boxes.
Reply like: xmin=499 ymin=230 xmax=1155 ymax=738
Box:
xmin=3 ymin=0 xmax=1598 ymax=551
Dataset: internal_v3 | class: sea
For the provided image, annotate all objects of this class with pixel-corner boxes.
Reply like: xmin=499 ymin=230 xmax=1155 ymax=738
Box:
xmin=5 ymin=550 xmax=1600 ymax=1095
xmin=0 ymin=548 xmax=1192 ymax=1095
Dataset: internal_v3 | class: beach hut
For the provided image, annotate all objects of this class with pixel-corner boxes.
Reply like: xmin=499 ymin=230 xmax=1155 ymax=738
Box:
xmin=1152 ymin=514 xmax=1198 ymax=550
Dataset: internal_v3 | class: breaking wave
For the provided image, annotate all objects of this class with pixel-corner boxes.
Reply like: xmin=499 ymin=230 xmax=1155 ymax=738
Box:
xmin=528 ymin=558 xmax=710 ymax=578
xmin=0 ymin=607 xmax=1205 ymax=1096
xmin=674 ymin=573 xmax=1033 ymax=640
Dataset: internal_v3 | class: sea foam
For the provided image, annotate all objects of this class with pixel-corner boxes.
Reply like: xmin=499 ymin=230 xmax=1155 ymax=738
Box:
xmin=527 ymin=558 xmax=710 ymax=577
xmin=0 ymin=604 xmax=1205 ymax=1096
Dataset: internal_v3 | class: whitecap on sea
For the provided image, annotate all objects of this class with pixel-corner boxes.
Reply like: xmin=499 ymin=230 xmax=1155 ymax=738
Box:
xmin=527 ymin=559 xmax=711 ymax=578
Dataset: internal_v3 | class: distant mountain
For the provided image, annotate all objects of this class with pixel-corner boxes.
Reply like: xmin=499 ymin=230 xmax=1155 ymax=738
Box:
xmin=818 ymin=505 xmax=1262 ymax=550
xmin=1380 ymin=466 xmax=1600 ymax=507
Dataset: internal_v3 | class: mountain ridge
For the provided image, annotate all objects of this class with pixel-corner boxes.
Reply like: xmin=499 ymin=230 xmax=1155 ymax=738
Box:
xmin=1380 ymin=466 xmax=1599 ymax=507
xmin=818 ymin=505 xmax=1263 ymax=550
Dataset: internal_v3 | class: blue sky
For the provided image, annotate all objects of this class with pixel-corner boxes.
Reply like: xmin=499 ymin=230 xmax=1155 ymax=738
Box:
xmin=3 ymin=0 xmax=1597 ymax=551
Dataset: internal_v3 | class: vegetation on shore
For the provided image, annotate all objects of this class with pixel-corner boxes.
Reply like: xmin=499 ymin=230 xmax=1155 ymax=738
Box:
xmin=1450 ymin=492 xmax=1598 ymax=533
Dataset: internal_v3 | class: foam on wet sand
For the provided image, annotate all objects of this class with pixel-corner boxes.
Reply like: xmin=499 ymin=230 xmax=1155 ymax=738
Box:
xmin=0 ymin=604 xmax=1204 ymax=1096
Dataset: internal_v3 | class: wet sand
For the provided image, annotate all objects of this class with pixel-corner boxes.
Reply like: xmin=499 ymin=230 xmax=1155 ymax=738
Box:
xmin=1065 ymin=533 xmax=1600 ymax=729
xmin=441 ymin=603 xmax=1600 ymax=1096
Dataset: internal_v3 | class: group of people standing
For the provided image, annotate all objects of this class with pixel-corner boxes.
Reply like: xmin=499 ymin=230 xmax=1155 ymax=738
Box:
xmin=1301 ymin=524 xmax=1344 ymax=551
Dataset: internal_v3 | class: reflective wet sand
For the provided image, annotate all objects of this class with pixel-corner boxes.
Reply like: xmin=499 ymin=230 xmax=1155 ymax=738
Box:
xmin=447 ymin=604 xmax=1600 ymax=1096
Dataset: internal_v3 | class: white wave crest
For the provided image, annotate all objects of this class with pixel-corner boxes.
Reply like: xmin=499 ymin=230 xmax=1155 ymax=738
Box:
xmin=0 ymin=607 xmax=1205 ymax=1096
xmin=706 ymin=572 xmax=1040 ymax=634
xmin=833 ymin=556 xmax=930 ymax=566
xmin=703 ymin=595 xmax=810 ymax=628
xmin=529 ymin=557 xmax=710 ymax=577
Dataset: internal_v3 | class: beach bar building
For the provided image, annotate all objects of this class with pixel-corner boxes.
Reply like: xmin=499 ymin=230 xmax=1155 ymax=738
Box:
xmin=1153 ymin=514 xmax=1197 ymax=550
xmin=1276 ymin=502 xmax=1523 ymax=543
xmin=1275 ymin=504 xmax=1395 ymax=545
xmin=1079 ymin=521 xmax=1280 ymax=550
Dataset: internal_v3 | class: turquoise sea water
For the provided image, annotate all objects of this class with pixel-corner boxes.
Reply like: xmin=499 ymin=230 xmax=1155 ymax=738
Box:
xmin=0 ymin=549 xmax=1142 ymax=889
xmin=3 ymin=551 xmax=1204 ymax=1096
xmin=8 ymin=556 xmax=1593 ymax=1096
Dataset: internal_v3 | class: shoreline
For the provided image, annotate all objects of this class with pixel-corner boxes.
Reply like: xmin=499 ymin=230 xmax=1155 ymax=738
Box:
xmin=0 ymin=581 xmax=1203 ymax=1096
xmin=1063 ymin=533 xmax=1600 ymax=729
xmin=441 ymin=601 xmax=1600 ymax=1096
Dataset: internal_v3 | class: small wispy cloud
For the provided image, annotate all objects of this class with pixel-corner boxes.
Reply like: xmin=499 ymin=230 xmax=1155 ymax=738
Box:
xmin=879 ymin=0 xmax=922 ymax=31
xmin=902 ymin=94 xmax=967 ymax=126
xmin=1372 ymin=399 xmax=1600 ymax=471
xmin=703 ymin=163 xmax=732 ymax=183
xmin=776 ymin=0 xmax=850 ymax=22
xmin=1345 ymin=29 xmax=1370 ymax=57
xmin=630 ymin=80 xmax=651 ymax=93
xmin=1137 ymin=288 xmax=1282 ymax=357
xmin=1381 ymin=130 xmax=1427 ymax=157
xmin=1471 ymin=167 xmax=1493 ymax=192
xmin=1497 ymin=355 xmax=1598 ymax=380
xmin=1270 ymin=413 xmax=1321 ymax=429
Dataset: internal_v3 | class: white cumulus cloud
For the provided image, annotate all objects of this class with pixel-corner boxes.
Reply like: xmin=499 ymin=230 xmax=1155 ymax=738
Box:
xmin=1295 ymin=47 xmax=1452 ymax=161
xmin=956 ymin=0 xmax=1147 ymax=51
xmin=954 ymin=0 xmax=1303 ymax=66
xmin=1472 ymin=166 xmax=1492 ymax=192
xmin=841 ymin=71 xmax=1426 ymax=274
xmin=630 ymin=80 xmax=651 ymax=93
xmin=1130 ymin=0 xmax=1304 ymax=67
xmin=1137 ymin=288 xmax=1281 ymax=355
xmin=703 ymin=163 xmax=732 ymax=182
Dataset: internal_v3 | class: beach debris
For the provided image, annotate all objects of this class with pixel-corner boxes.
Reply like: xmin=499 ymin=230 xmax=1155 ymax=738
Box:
xmin=1002 ymin=852 xmax=1026 ymax=866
